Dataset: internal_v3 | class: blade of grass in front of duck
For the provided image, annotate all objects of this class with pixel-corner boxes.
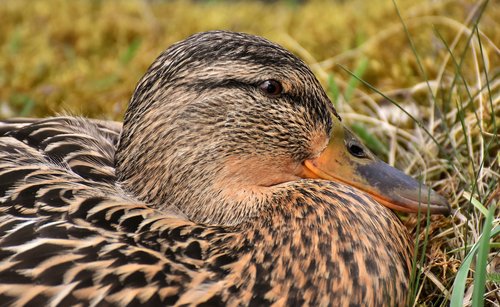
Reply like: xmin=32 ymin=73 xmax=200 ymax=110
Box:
xmin=420 ymin=188 xmax=433 ymax=305
xmin=419 ymin=189 xmax=432 ymax=270
xmin=471 ymin=203 xmax=496 ymax=307
xmin=450 ymin=223 xmax=500 ymax=307
xmin=408 ymin=184 xmax=422 ymax=306
xmin=408 ymin=179 xmax=432 ymax=306
xmin=415 ymin=191 xmax=433 ymax=306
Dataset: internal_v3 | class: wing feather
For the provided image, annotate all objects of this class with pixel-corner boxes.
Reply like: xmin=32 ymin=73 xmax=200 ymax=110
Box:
xmin=0 ymin=117 xmax=230 ymax=305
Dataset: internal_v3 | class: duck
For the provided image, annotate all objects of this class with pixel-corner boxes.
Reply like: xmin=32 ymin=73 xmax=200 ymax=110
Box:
xmin=0 ymin=31 xmax=450 ymax=306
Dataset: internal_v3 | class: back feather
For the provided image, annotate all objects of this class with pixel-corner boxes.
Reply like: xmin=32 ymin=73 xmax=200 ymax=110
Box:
xmin=0 ymin=117 xmax=235 ymax=306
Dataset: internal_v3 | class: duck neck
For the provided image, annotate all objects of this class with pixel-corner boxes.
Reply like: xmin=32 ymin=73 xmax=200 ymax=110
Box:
xmin=116 ymin=145 xmax=270 ymax=226
xmin=210 ymin=180 xmax=412 ymax=306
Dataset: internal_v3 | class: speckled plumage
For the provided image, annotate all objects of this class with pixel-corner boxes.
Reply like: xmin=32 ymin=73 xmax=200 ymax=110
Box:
xmin=0 ymin=31 xmax=431 ymax=306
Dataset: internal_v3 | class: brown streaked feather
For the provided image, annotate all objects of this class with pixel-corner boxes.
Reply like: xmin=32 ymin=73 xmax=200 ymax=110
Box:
xmin=1 ymin=117 xmax=119 ymax=184
xmin=0 ymin=118 xmax=412 ymax=306
xmin=0 ymin=31 xmax=415 ymax=306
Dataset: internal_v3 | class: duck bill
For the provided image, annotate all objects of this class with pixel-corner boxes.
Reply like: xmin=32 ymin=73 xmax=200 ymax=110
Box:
xmin=302 ymin=122 xmax=450 ymax=215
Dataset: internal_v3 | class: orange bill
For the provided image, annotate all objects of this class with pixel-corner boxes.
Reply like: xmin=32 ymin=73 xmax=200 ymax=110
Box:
xmin=302 ymin=118 xmax=450 ymax=215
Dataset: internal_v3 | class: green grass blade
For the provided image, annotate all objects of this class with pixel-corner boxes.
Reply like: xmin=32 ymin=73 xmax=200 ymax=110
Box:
xmin=408 ymin=185 xmax=423 ymax=306
xmin=450 ymin=224 xmax=500 ymax=306
xmin=10 ymin=94 xmax=36 ymax=117
xmin=350 ymin=123 xmax=388 ymax=156
xmin=462 ymin=191 xmax=488 ymax=216
xmin=120 ymin=38 xmax=142 ymax=66
xmin=344 ymin=57 xmax=368 ymax=102
xmin=471 ymin=204 xmax=496 ymax=307
xmin=327 ymin=74 xmax=340 ymax=107
xmin=487 ymin=272 xmax=500 ymax=283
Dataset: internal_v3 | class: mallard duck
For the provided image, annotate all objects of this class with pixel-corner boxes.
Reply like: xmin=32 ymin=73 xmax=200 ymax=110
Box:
xmin=0 ymin=31 xmax=449 ymax=306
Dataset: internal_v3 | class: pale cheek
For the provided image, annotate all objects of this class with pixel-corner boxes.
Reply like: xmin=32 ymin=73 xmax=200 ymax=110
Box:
xmin=217 ymin=155 xmax=304 ymax=189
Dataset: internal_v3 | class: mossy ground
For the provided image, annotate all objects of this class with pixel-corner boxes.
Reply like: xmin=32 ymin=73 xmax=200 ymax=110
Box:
xmin=1 ymin=0 xmax=498 ymax=305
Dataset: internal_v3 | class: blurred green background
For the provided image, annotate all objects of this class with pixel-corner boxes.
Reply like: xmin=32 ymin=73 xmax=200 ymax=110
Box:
xmin=1 ymin=0 xmax=497 ymax=119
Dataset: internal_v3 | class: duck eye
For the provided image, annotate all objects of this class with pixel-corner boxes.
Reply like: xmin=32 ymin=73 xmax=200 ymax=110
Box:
xmin=348 ymin=142 xmax=366 ymax=158
xmin=259 ymin=80 xmax=283 ymax=97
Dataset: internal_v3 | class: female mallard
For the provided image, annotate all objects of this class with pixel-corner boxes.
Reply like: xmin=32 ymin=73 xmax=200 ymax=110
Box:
xmin=0 ymin=31 xmax=449 ymax=306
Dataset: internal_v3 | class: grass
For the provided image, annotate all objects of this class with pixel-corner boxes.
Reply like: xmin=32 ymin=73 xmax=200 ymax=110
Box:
xmin=1 ymin=0 xmax=498 ymax=305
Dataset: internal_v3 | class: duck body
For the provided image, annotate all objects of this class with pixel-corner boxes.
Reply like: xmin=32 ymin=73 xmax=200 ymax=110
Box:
xmin=0 ymin=117 xmax=411 ymax=306
xmin=0 ymin=31 xmax=448 ymax=306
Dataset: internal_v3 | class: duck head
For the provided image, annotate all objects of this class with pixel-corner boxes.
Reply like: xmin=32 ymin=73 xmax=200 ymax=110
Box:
xmin=116 ymin=31 xmax=449 ymax=225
